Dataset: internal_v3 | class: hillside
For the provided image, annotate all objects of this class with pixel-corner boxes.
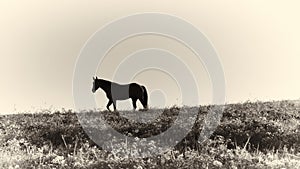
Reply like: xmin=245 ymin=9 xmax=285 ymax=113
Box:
xmin=0 ymin=100 xmax=300 ymax=168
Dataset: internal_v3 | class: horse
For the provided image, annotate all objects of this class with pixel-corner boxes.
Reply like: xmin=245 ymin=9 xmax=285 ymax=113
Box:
xmin=92 ymin=76 xmax=148 ymax=111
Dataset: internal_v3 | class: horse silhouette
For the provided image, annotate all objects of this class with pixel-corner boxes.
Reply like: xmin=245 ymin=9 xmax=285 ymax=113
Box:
xmin=92 ymin=76 xmax=148 ymax=111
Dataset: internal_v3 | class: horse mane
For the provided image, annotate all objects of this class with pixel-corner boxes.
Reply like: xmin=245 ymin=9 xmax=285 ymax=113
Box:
xmin=98 ymin=78 xmax=111 ymax=84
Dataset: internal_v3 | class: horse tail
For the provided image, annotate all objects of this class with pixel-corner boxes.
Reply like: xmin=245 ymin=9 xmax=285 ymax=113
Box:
xmin=141 ymin=85 xmax=148 ymax=108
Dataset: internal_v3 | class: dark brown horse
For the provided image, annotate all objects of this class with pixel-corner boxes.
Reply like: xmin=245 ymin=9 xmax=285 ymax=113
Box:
xmin=92 ymin=77 xmax=148 ymax=111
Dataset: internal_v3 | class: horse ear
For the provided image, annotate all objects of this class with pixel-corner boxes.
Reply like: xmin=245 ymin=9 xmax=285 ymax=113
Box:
xmin=93 ymin=77 xmax=95 ymax=80
xmin=96 ymin=76 xmax=98 ymax=80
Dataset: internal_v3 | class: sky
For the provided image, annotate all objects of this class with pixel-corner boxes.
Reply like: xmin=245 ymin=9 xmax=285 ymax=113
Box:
xmin=0 ymin=0 xmax=300 ymax=114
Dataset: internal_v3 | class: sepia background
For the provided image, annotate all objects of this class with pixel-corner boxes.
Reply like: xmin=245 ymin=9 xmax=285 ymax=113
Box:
xmin=0 ymin=0 xmax=300 ymax=114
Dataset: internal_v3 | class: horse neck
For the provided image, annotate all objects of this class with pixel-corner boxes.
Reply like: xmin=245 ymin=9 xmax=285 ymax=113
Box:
xmin=98 ymin=79 xmax=111 ymax=92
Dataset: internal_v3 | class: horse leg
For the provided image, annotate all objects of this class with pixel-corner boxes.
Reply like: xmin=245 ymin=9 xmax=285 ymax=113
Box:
xmin=106 ymin=100 xmax=113 ymax=111
xmin=139 ymin=98 xmax=148 ymax=110
xmin=132 ymin=98 xmax=137 ymax=110
xmin=112 ymin=100 xmax=117 ymax=111
xmin=138 ymin=98 xmax=143 ymax=109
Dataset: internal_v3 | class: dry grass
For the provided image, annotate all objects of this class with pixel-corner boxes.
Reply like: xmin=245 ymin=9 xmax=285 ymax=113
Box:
xmin=0 ymin=100 xmax=299 ymax=168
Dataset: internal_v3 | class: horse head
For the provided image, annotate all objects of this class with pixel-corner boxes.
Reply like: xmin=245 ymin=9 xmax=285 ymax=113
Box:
xmin=92 ymin=76 xmax=99 ymax=93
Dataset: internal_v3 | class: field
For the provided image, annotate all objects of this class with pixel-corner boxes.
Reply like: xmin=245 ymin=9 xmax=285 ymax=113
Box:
xmin=0 ymin=100 xmax=300 ymax=168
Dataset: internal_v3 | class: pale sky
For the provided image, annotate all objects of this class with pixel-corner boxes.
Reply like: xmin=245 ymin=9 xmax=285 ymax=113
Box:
xmin=1 ymin=1 xmax=300 ymax=114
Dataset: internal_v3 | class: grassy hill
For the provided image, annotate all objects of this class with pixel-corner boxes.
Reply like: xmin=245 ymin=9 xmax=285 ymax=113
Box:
xmin=0 ymin=100 xmax=300 ymax=168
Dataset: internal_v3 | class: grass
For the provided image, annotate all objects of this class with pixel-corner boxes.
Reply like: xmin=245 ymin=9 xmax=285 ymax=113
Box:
xmin=0 ymin=100 xmax=300 ymax=168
